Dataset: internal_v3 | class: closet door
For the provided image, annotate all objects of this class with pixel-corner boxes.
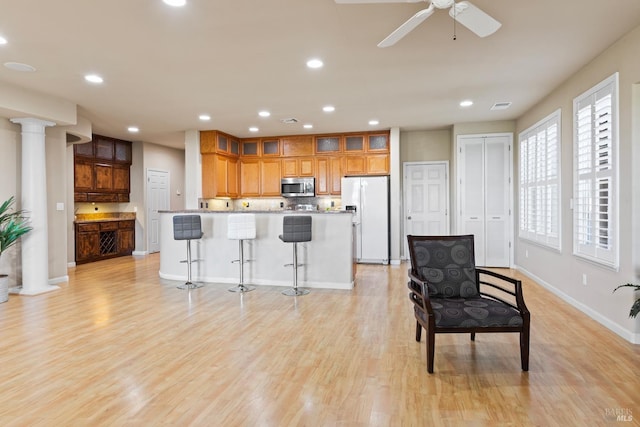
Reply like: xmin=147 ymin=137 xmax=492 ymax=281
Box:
xmin=458 ymin=134 xmax=511 ymax=267
xmin=484 ymin=136 xmax=511 ymax=266
xmin=459 ymin=138 xmax=487 ymax=264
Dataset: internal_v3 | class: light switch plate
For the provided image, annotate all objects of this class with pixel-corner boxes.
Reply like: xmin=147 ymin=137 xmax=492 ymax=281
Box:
xmin=56 ymin=202 xmax=64 ymax=211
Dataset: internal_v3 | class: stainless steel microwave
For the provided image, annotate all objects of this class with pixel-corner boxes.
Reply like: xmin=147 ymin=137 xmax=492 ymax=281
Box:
xmin=281 ymin=177 xmax=315 ymax=197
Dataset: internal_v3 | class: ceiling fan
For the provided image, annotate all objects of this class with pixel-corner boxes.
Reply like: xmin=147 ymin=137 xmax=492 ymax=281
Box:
xmin=335 ymin=0 xmax=501 ymax=47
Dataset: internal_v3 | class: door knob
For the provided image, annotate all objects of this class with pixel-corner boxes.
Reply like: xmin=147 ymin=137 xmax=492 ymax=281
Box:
xmin=407 ymin=216 xmax=412 ymax=220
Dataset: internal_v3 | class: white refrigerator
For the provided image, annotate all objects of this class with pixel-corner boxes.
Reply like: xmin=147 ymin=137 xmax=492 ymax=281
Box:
xmin=341 ymin=176 xmax=389 ymax=264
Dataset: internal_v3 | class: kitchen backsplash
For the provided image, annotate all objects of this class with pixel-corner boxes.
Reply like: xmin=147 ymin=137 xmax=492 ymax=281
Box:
xmin=200 ymin=197 xmax=342 ymax=211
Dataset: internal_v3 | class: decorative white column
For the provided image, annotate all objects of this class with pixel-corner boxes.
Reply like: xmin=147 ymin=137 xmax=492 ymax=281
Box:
xmin=10 ymin=118 xmax=59 ymax=295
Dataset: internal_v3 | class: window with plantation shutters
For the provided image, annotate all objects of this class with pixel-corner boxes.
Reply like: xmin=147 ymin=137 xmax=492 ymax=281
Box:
xmin=573 ymin=73 xmax=618 ymax=268
xmin=518 ymin=109 xmax=561 ymax=250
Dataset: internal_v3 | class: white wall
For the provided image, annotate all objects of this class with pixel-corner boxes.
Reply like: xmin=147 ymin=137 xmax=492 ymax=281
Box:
xmin=515 ymin=25 xmax=640 ymax=342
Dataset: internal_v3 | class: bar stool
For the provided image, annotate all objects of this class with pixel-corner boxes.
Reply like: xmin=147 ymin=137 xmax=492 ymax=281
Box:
xmin=227 ymin=213 xmax=256 ymax=293
xmin=279 ymin=215 xmax=312 ymax=296
xmin=173 ymin=215 xmax=204 ymax=290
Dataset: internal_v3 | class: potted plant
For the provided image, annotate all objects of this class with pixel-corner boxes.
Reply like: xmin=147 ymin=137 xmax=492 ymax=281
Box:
xmin=613 ymin=283 xmax=640 ymax=318
xmin=0 ymin=196 xmax=32 ymax=303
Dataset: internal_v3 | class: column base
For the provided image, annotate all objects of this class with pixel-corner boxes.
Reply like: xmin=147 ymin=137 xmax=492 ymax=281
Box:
xmin=9 ymin=285 xmax=60 ymax=296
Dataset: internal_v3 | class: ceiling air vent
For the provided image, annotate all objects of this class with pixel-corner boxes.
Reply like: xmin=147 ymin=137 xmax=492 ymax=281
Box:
xmin=280 ymin=118 xmax=299 ymax=124
xmin=491 ymin=102 xmax=512 ymax=111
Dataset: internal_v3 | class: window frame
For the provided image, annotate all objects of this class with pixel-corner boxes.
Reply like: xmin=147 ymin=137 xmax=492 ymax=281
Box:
xmin=572 ymin=72 xmax=619 ymax=269
xmin=518 ymin=109 xmax=562 ymax=251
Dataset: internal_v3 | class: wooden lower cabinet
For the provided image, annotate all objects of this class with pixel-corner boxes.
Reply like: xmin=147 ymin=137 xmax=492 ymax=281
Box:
xmin=75 ymin=220 xmax=135 ymax=264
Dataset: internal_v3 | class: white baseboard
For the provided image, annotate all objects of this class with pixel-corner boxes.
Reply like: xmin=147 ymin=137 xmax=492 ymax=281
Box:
xmin=132 ymin=250 xmax=147 ymax=256
xmin=515 ymin=265 xmax=639 ymax=344
xmin=49 ymin=275 xmax=69 ymax=286
xmin=67 ymin=262 xmax=76 ymax=268
xmin=390 ymin=259 xmax=401 ymax=266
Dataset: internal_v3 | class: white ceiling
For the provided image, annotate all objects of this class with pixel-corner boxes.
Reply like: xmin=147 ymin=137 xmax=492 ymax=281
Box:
xmin=1 ymin=0 xmax=640 ymax=149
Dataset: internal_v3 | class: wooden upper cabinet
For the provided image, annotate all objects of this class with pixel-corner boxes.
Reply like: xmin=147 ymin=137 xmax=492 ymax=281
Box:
xmin=282 ymin=157 xmax=314 ymax=177
xmin=366 ymin=154 xmax=389 ymax=175
xmin=201 ymin=154 xmax=217 ymax=198
xmin=94 ymin=137 xmax=114 ymax=161
xmin=229 ymin=138 xmax=240 ymax=156
xmin=281 ymin=136 xmax=313 ymax=157
xmin=114 ymin=141 xmax=132 ymax=163
xmin=73 ymin=135 xmax=132 ymax=202
xmin=344 ymin=135 xmax=365 ymax=153
xmin=343 ymin=156 xmax=366 ymax=176
xmin=217 ymin=134 xmax=228 ymax=153
xmin=240 ymin=160 xmax=261 ymax=197
xmin=242 ymin=140 xmax=259 ymax=156
xmin=315 ymin=136 xmax=341 ymax=154
xmin=200 ymin=131 xmax=217 ymax=153
xmin=74 ymin=141 xmax=94 ymax=158
xmin=112 ymin=164 xmax=130 ymax=192
xmin=227 ymin=158 xmax=239 ymax=197
xmin=94 ymin=163 xmax=113 ymax=191
xmin=74 ymin=161 xmax=94 ymax=192
xmin=260 ymin=159 xmax=281 ymax=196
xmin=261 ymin=139 xmax=280 ymax=156
xmin=367 ymin=133 xmax=389 ymax=152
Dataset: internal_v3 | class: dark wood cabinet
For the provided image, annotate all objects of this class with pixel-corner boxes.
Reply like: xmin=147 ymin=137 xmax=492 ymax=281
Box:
xmin=75 ymin=219 xmax=135 ymax=264
xmin=74 ymin=135 xmax=132 ymax=203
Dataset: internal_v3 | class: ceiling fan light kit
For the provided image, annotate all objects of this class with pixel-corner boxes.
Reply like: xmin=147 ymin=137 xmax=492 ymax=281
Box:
xmin=336 ymin=0 xmax=501 ymax=47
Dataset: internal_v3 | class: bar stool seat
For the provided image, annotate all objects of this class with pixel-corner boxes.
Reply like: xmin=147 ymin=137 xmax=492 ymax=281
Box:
xmin=279 ymin=215 xmax=312 ymax=296
xmin=173 ymin=215 xmax=204 ymax=290
xmin=227 ymin=213 xmax=256 ymax=293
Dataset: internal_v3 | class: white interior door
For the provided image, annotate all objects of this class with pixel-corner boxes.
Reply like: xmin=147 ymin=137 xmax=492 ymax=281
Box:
xmin=404 ymin=162 xmax=450 ymax=258
xmin=457 ymin=134 xmax=512 ymax=267
xmin=484 ymin=136 xmax=511 ymax=266
xmin=147 ymin=169 xmax=170 ymax=254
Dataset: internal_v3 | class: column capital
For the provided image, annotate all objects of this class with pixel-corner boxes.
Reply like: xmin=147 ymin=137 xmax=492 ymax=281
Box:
xmin=10 ymin=117 xmax=56 ymax=133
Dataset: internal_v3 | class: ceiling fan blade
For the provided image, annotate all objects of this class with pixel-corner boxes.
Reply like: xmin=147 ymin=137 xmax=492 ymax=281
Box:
xmin=377 ymin=6 xmax=435 ymax=48
xmin=335 ymin=0 xmax=423 ymax=3
xmin=449 ymin=1 xmax=501 ymax=37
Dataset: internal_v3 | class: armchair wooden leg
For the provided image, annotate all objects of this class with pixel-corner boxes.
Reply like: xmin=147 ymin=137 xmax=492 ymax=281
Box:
xmin=470 ymin=332 xmax=476 ymax=341
xmin=520 ymin=326 xmax=530 ymax=371
xmin=415 ymin=321 xmax=422 ymax=342
xmin=427 ymin=329 xmax=435 ymax=374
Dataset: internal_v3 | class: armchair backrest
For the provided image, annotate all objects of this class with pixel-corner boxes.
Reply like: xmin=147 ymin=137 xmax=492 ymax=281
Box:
xmin=407 ymin=235 xmax=478 ymax=298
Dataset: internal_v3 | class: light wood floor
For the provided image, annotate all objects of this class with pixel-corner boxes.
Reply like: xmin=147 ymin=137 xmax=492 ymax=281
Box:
xmin=0 ymin=254 xmax=638 ymax=426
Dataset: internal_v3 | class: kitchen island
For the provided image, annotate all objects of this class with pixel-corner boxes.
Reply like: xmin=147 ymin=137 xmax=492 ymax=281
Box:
xmin=159 ymin=210 xmax=355 ymax=290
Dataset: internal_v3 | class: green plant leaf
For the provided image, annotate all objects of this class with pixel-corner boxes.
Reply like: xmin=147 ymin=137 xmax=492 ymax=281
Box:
xmin=0 ymin=196 xmax=32 ymax=257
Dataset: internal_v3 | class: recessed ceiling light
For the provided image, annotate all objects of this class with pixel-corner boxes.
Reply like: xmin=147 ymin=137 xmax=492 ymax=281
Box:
xmin=460 ymin=100 xmax=473 ymax=107
xmin=249 ymin=127 xmax=259 ymax=132
xmin=84 ymin=74 xmax=104 ymax=84
xmin=128 ymin=126 xmax=139 ymax=133
xmin=368 ymin=120 xmax=379 ymax=126
xmin=0 ymin=36 xmax=7 ymax=45
xmin=322 ymin=105 xmax=335 ymax=113
xmin=4 ymin=62 xmax=36 ymax=72
xmin=306 ymin=58 xmax=324 ymax=69
xmin=199 ymin=114 xmax=211 ymax=121
xmin=303 ymin=124 xmax=313 ymax=129
xmin=163 ymin=0 xmax=186 ymax=6
xmin=258 ymin=111 xmax=270 ymax=117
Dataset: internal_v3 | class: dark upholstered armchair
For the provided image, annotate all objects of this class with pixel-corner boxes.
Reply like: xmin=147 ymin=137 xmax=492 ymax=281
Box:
xmin=407 ymin=235 xmax=530 ymax=373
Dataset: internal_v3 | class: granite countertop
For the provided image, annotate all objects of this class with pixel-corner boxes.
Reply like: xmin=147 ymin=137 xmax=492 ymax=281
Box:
xmin=158 ymin=209 xmax=352 ymax=215
xmin=74 ymin=212 xmax=136 ymax=223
